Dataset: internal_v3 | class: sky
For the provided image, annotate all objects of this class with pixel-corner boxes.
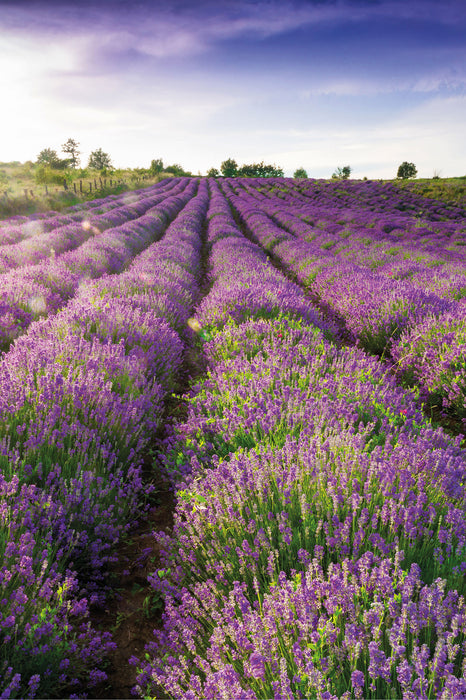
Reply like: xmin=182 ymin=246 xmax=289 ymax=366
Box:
xmin=0 ymin=0 xmax=465 ymax=179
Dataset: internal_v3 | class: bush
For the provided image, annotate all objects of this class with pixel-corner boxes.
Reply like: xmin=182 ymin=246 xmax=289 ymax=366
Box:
xmin=293 ymin=167 xmax=308 ymax=178
xmin=34 ymin=166 xmax=70 ymax=185
xmin=220 ymin=158 xmax=239 ymax=177
xmin=332 ymin=165 xmax=351 ymax=179
xmin=164 ymin=163 xmax=192 ymax=176
xmin=237 ymin=162 xmax=284 ymax=178
xmin=88 ymin=148 xmax=112 ymax=170
xmin=149 ymin=158 xmax=164 ymax=175
xmin=397 ymin=162 xmax=417 ymax=179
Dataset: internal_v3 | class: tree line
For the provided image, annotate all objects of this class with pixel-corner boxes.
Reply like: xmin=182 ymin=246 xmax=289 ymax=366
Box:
xmin=207 ymin=158 xmax=284 ymax=178
xmin=34 ymin=139 xmax=420 ymax=181
xmin=37 ymin=139 xmax=112 ymax=171
xmin=207 ymin=159 xmax=418 ymax=180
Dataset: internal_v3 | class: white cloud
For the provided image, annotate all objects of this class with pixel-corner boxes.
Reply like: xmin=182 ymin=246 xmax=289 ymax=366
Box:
xmin=266 ymin=95 xmax=466 ymax=178
xmin=1 ymin=0 xmax=464 ymax=177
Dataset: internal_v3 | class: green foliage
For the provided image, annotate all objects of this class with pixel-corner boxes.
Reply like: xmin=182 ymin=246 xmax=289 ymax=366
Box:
xmin=207 ymin=167 xmax=220 ymax=177
xmin=34 ymin=166 xmax=70 ymax=185
xmin=36 ymin=148 xmax=60 ymax=167
xmin=396 ymin=176 xmax=466 ymax=207
xmin=293 ymin=167 xmax=308 ymax=178
xmin=397 ymin=161 xmax=417 ymax=179
xmin=0 ymin=169 xmax=9 ymax=194
xmin=332 ymin=165 xmax=351 ymax=179
xmin=34 ymin=156 xmax=69 ymax=171
xmin=88 ymin=148 xmax=112 ymax=171
xmin=219 ymin=159 xmax=284 ymax=178
xmin=237 ymin=161 xmax=284 ymax=178
xmin=149 ymin=158 xmax=164 ymax=175
xmin=61 ymin=137 xmax=80 ymax=168
xmin=220 ymin=158 xmax=239 ymax=177
xmin=164 ymin=163 xmax=192 ymax=176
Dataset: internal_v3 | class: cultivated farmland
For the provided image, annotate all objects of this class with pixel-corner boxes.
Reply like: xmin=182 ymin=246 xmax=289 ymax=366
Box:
xmin=1 ymin=176 xmax=466 ymax=699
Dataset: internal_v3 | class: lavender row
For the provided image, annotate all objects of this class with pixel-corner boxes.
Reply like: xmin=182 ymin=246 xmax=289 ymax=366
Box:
xmin=223 ymin=177 xmax=466 ymax=269
xmin=226 ymin=177 xmax=466 ymax=263
xmin=264 ymin=199 xmax=466 ymax=294
xmin=135 ymin=184 xmax=466 ymax=698
xmin=0 ymin=180 xmax=197 ymax=354
xmin=231 ymin=179 xmax=466 ymax=420
xmin=197 ymin=179 xmax=334 ymax=336
xmin=0 ymin=184 xmax=208 ymax=699
xmin=0 ymin=179 xmax=189 ymax=273
xmin=0 ymin=177 xmax=180 ymax=246
xmin=222 ymin=180 xmax=449 ymax=355
xmin=243 ymin=176 xmax=466 ymax=224
xmin=220 ymin=180 xmax=466 ymax=419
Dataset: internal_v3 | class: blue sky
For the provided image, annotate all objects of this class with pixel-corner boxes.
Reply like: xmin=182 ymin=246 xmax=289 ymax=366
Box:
xmin=0 ymin=0 xmax=465 ymax=178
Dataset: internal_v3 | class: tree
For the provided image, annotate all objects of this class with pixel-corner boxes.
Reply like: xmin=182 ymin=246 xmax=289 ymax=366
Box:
xmin=332 ymin=165 xmax=351 ymax=180
xmin=220 ymin=158 xmax=238 ymax=177
xmin=237 ymin=162 xmax=284 ymax=178
xmin=149 ymin=158 xmax=164 ymax=175
xmin=164 ymin=163 xmax=192 ymax=176
xmin=36 ymin=148 xmax=59 ymax=167
xmin=207 ymin=167 xmax=220 ymax=177
xmin=397 ymin=162 xmax=417 ymax=179
xmin=88 ymin=148 xmax=112 ymax=170
xmin=62 ymin=138 xmax=80 ymax=168
xmin=293 ymin=167 xmax=308 ymax=178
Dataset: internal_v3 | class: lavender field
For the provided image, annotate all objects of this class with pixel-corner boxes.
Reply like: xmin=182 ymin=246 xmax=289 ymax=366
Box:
xmin=1 ymin=176 xmax=466 ymax=699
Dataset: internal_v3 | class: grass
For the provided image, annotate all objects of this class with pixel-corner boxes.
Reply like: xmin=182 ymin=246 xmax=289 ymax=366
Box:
xmin=393 ymin=176 xmax=466 ymax=208
xmin=0 ymin=161 xmax=174 ymax=220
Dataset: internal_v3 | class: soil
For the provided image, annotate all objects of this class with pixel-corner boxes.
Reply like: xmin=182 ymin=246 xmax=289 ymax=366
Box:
xmin=90 ymin=476 xmax=174 ymax=700
xmin=88 ymin=225 xmax=210 ymax=699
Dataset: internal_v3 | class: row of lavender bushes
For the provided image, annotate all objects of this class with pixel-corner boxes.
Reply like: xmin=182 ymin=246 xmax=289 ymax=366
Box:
xmin=0 ymin=179 xmax=195 ymax=353
xmin=0 ymin=180 xmax=180 ymax=269
xmin=0 ymin=178 xmax=181 ymax=247
xmin=134 ymin=182 xmax=466 ymax=698
xmin=220 ymin=179 xmax=466 ymax=424
xmin=0 ymin=182 xmax=208 ymax=698
xmin=237 ymin=177 xmax=466 ymax=224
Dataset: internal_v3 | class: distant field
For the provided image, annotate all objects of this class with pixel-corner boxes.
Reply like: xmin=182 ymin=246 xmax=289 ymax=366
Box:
xmin=1 ymin=175 xmax=466 ymax=700
xmin=397 ymin=175 xmax=466 ymax=208
xmin=0 ymin=160 xmax=172 ymax=218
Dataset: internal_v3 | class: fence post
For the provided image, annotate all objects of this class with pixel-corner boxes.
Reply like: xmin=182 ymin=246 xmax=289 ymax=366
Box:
xmin=80 ymin=180 xmax=83 ymax=193
xmin=73 ymin=182 xmax=77 ymax=193
xmin=63 ymin=179 xmax=68 ymax=190
xmin=94 ymin=179 xmax=97 ymax=189
xmin=45 ymin=184 xmax=48 ymax=195
xmin=89 ymin=182 xmax=92 ymax=193
xmin=24 ymin=189 xmax=28 ymax=199
xmin=99 ymin=177 xmax=103 ymax=189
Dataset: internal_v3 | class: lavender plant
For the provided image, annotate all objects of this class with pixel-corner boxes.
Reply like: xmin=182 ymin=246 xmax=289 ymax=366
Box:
xmin=0 ymin=180 xmax=208 ymax=697
xmin=136 ymin=180 xmax=466 ymax=700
